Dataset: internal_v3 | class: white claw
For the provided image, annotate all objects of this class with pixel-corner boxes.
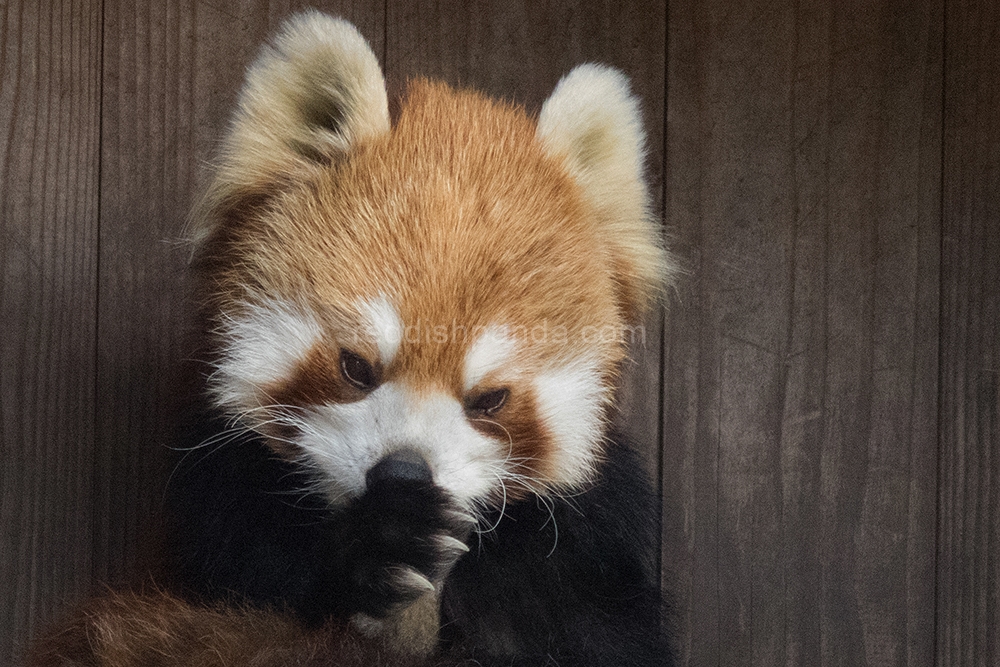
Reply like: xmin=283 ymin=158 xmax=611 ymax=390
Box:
xmin=391 ymin=566 xmax=435 ymax=594
xmin=438 ymin=535 xmax=470 ymax=554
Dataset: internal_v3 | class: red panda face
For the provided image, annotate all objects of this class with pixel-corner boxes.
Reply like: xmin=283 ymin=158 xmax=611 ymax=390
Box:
xmin=192 ymin=12 xmax=673 ymax=514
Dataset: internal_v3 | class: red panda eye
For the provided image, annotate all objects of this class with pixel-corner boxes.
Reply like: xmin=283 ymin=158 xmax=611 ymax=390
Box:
xmin=340 ymin=350 xmax=378 ymax=391
xmin=466 ymin=388 xmax=509 ymax=417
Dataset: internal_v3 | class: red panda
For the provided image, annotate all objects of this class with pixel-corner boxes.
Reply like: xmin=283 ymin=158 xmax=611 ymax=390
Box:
xmin=30 ymin=11 xmax=677 ymax=667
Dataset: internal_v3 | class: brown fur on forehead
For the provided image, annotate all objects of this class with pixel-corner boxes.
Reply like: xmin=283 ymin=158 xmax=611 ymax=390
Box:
xmin=201 ymin=79 xmax=625 ymax=388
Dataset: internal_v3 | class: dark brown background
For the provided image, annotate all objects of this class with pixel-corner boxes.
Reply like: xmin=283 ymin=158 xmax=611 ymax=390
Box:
xmin=1 ymin=1 xmax=997 ymax=665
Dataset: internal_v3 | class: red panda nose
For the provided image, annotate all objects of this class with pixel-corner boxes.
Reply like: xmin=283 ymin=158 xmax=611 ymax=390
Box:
xmin=366 ymin=449 xmax=433 ymax=489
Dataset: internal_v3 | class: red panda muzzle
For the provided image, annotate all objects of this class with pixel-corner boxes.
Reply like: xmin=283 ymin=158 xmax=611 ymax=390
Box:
xmin=366 ymin=449 xmax=434 ymax=487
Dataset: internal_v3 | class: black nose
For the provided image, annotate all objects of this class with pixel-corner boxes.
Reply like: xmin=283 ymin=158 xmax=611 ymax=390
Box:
xmin=366 ymin=449 xmax=432 ymax=489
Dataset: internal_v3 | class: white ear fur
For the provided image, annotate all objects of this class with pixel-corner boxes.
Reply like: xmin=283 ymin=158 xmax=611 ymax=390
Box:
xmin=239 ymin=11 xmax=388 ymax=160
xmin=537 ymin=65 xmax=674 ymax=316
xmin=198 ymin=12 xmax=387 ymax=236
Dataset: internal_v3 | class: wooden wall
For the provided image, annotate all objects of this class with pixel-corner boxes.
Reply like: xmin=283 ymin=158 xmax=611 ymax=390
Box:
xmin=0 ymin=1 xmax=996 ymax=665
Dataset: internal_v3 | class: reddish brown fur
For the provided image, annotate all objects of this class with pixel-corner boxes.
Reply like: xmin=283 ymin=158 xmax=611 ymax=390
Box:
xmin=466 ymin=387 xmax=561 ymax=489
xmin=268 ymin=344 xmax=365 ymax=408
xmin=195 ymin=80 xmax=627 ymax=476
xmin=27 ymin=590 xmax=421 ymax=667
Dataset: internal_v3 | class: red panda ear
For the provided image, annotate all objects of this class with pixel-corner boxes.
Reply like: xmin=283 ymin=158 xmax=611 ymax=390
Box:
xmin=229 ymin=11 xmax=388 ymax=170
xmin=537 ymin=65 xmax=676 ymax=320
xmin=191 ymin=12 xmax=388 ymax=245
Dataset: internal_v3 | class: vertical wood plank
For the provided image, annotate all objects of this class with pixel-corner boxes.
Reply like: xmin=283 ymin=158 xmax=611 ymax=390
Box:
xmin=95 ymin=0 xmax=386 ymax=584
xmin=97 ymin=0 xmax=197 ymax=585
xmin=662 ymin=0 xmax=941 ymax=664
xmin=384 ymin=0 xmax=667 ymax=473
xmin=938 ymin=1 xmax=1000 ymax=665
xmin=818 ymin=4 xmax=941 ymax=665
xmin=0 ymin=0 xmax=101 ymax=663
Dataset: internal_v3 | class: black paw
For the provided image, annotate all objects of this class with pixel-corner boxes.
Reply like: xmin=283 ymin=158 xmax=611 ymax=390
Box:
xmin=341 ymin=450 xmax=474 ymax=617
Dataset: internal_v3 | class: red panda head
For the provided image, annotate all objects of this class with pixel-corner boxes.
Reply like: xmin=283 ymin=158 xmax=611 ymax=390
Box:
xmin=190 ymin=11 xmax=675 ymax=513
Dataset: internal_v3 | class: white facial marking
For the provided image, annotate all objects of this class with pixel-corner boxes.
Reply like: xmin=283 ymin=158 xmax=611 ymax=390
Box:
xmin=211 ymin=299 xmax=322 ymax=409
xmin=463 ymin=325 xmax=518 ymax=392
xmin=532 ymin=357 xmax=609 ymax=487
xmin=354 ymin=295 xmax=402 ymax=364
xmin=296 ymin=383 xmax=503 ymax=508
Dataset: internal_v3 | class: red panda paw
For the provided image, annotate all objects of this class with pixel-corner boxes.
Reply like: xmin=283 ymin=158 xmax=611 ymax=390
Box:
xmin=332 ymin=460 xmax=475 ymax=619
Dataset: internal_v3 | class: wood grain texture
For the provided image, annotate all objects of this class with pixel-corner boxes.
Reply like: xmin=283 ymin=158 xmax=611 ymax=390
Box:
xmin=662 ymin=0 xmax=942 ymax=664
xmin=937 ymin=1 xmax=1000 ymax=665
xmin=384 ymin=0 xmax=667 ymax=474
xmin=0 ymin=1 xmax=101 ymax=664
xmin=96 ymin=0 xmax=197 ymax=586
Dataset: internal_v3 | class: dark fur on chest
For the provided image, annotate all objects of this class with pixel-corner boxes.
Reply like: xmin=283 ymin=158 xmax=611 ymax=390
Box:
xmin=165 ymin=412 xmax=674 ymax=666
